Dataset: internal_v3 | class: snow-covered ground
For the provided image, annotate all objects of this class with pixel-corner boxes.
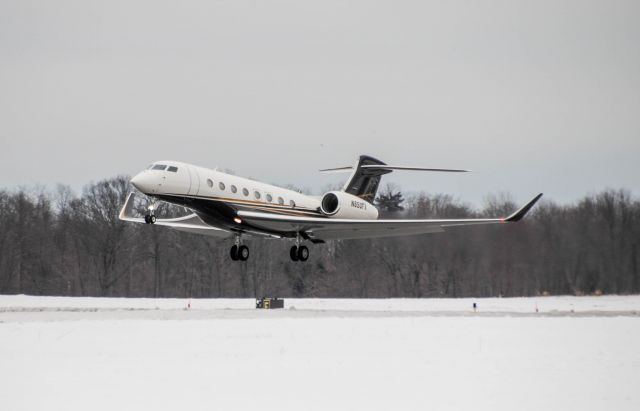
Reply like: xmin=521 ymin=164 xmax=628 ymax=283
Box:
xmin=2 ymin=295 xmax=639 ymax=411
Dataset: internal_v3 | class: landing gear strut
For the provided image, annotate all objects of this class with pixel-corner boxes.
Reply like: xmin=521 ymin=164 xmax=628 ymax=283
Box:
xmin=229 ymin=235 xmax=249 ymax=261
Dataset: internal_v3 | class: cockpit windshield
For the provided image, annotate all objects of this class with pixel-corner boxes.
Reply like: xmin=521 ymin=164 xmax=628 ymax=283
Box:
xmin=152 ymin=164 xmax=167 ymax=170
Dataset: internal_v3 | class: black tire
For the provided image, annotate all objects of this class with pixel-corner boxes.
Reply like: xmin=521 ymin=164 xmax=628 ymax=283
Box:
xmin=149 ymin=215 xmax=156 ymax=224
xmin=238 ymin=245 xmax=249 ymax=261
xmin=290 ymin=246 xmax=299 ymax=261
xmin=144 ymin=215 xmax=150 ymax=224
xmin=297 ymin=245 xmax=309 ymax=262
xmin=230 ymin=245 xmax=239 ymax=261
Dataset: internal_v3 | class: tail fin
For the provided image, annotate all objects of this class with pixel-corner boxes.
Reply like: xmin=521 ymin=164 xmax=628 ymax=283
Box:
xmin=342 ymin=155 xmax=391 ymax=202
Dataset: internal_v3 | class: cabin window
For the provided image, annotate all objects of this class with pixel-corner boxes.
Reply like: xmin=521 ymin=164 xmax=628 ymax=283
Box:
xmin=207 ymin=179 xmax=213 ymax=188
xmin=254 ymin=191 xmax=261 ymax=200
xmin=242 ymin=188 xmax=249 ymax=196
xmin=277 ymin=197 xmax=284 ymax=205
xmin=290 ymin=200 xmax=296 ymax=208
xmin=231 ymin=185 xmax=237 ymax=193
xmin=266 ymin=194 xmax=273 ymax=203
xmin=219 ymin=182 xmax=225 ymax=190
xmin=167 ymin=166 xmax=178 ymax=172
xmin=152 ymin=164 xmax=167 ymax=170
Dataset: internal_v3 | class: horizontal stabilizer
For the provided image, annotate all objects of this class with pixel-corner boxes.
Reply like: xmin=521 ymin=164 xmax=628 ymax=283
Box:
xmin=362 ymin=165 xmax=470 ymax=172
xmin=319 ymin=166 xmax=355 ymax=173
xmin=320 ymin=165 xmax=470 ymax=173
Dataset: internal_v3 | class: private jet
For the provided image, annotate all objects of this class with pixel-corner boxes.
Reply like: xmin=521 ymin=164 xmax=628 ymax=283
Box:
xmin=119 ymin=155 xmax=542 ymax=262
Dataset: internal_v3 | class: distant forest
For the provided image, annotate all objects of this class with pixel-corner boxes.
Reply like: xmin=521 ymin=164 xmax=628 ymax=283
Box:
xmin=1 ymin=176 xmax=639 ymax=298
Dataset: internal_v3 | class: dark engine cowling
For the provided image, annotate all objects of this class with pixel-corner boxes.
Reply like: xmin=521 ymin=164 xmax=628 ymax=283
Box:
xmin=320 ymin=191 xmax=379 ymax=219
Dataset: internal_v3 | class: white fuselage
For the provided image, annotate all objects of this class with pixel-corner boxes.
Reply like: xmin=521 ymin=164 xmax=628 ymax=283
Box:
xmin=130 ymin=160 xmax=323 ymax=218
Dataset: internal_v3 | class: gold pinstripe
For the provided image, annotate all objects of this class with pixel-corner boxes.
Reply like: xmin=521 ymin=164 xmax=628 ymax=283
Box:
xmin=163 ymin=192 xmax=325 ymax=217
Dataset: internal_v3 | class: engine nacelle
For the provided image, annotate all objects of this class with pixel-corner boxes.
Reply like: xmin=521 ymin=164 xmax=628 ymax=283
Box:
xmin=320 ymin=191 xmax=379 ymax=219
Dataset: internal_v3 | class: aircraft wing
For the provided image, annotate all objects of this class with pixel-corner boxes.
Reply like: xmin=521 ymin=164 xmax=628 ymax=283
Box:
xmin=237 ymin=193 xmax=543 ymax=241
xmin=118 ymin=192 xmax=232 ymax=238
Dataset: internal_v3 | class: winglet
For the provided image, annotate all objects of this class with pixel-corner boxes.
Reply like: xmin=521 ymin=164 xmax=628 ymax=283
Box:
xmin=504 ymin=193 xmax=543 ymax=222
xmin=119 ymin=192 xmax=138 ymax=221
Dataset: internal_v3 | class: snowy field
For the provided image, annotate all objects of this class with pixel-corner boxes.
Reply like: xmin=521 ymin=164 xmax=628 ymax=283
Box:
xmin=1 ymin=295 xmax=640 ymax=411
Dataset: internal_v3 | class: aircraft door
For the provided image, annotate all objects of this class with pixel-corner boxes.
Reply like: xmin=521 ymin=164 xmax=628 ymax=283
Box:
xmin=187 ymin=165 xmax=201 ymax=196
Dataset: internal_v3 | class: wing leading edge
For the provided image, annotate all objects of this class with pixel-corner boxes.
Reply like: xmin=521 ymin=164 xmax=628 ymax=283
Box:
xmin=118 ymin=192 xmax=232 ymax=238
xmin=237 ymin=193 xmax=543 ymax=241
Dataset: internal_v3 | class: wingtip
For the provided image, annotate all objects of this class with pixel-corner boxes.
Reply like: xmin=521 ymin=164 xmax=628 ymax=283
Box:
xmin=505 ymin=193 xmax=544 ymax=222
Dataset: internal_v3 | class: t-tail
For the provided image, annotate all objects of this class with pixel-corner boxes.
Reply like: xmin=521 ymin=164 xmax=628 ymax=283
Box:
xmin=320 ymin=155 xmax=470 ymax=202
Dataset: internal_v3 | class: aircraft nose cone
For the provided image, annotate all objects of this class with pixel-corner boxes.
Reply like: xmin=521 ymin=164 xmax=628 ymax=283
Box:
xmin=130 ymin=172 xmax=153 ymax=193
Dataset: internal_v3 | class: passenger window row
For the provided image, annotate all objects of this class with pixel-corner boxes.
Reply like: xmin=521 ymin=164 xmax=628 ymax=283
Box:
xmin=204 ymin=178 xmax=295 ymax=207
xmin=146 ymin=167 xmax=296 ymax=207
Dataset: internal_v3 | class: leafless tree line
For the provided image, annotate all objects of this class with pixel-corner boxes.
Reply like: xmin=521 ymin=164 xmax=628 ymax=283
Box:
xmin=0 ymin=177 xmax=638 ymax=298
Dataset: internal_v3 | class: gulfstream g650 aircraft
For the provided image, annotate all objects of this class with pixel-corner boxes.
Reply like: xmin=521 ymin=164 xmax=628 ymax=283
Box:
xmin=119 ymin=155 xmax=542 ymax=262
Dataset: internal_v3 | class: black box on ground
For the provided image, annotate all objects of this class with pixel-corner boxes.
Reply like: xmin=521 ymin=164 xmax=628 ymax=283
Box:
xmin=256 ymin=297 xmax=284 ymax=309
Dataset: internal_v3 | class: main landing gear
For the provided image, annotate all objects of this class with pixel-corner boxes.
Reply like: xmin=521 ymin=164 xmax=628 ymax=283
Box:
xmin=230 ymin=235 xmax=249 ymax=262
xmin=227 ymin=233 xmax=310 ymax=262
xmin=289 ymin=245 xmax=309 ymax=262
xmin=289 ymin=234 xmax=309 ymax=262
xmin=230 ymin=244 xmax=249 ymax=261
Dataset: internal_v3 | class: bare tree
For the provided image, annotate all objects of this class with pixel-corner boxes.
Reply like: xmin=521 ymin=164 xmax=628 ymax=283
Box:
xmin=1 ymin=178 xmax=639 ymax=298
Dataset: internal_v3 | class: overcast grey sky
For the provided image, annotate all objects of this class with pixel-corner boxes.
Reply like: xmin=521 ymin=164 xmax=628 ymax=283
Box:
xmin=1 ymin=0 xmax=638 ymax=206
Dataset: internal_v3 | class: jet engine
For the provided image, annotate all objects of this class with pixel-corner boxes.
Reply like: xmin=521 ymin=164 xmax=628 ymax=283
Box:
xmin=320 ymin=191 xmax=379 ymax=219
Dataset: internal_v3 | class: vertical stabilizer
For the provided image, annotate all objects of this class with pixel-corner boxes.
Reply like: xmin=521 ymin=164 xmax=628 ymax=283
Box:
xmin=342 ymin=155 xmax=391 ymax=202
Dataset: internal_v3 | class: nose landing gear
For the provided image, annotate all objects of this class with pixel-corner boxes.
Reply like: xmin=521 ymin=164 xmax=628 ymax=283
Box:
xmin=144 ymin=202 xmax=158 ymax=224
